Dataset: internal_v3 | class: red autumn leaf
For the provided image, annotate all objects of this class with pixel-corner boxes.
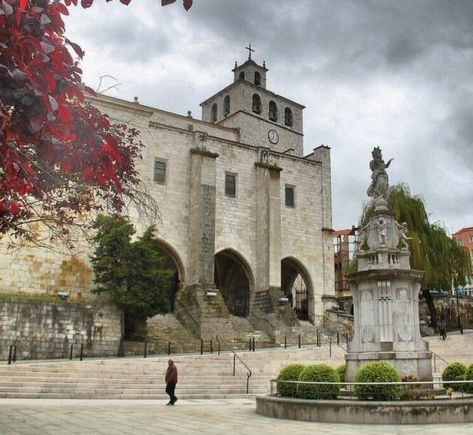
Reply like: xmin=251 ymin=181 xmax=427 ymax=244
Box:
xmin=183 ymin=0 xmax=193 ymax=10
xmin=162 ymin=0 xmax=176 ymax=6
xmin=10 ymin=202 xmax=21 ymax=214
xmin=58 ymin=104 xmax=73 ymax=123
xmin=55 ymin=3 xmax=69 ymax=15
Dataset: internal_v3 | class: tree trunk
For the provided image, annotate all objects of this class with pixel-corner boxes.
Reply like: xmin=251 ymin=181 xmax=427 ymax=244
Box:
xmin=422 ymin=289 xmax=438 ymax=329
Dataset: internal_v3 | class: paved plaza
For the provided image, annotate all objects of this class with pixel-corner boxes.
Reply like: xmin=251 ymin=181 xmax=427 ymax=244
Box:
xmin=1 ymin=398 xmax=473 ymax=434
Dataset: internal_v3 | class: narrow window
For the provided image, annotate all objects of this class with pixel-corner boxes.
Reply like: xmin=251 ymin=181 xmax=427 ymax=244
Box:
xmin=154 ymin=159 xmax=166 ymax=184
xmin=269 ymin=101 xmax=278 ymax=122
xmin=252 ymin=94 xmax=262 ymax=114
xmin=225 ymin=173 xmax=237 ymax=197
xmin=254 ymin=71 xmax=261 ymax=86
xmin=211 ymin=103 xmax=218 ymax=123
xmin=285 ymin=185 xmax=295 ymax=207
xmin=285 ymin=107 xmax=293 ymax=127
xmin=239 ymin=71 xmax=245 ymax=80
xmin=223 ymin=95 xmax=230 ymax=117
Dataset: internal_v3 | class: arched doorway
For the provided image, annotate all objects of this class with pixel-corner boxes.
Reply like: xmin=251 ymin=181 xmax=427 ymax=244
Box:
xmin=281 ymin=257 xmax=312 ymax=321
xmin=155 ymin=240 xmax=185 ymax=312
xmin=214 ymin=249 xmax=253 ymax=317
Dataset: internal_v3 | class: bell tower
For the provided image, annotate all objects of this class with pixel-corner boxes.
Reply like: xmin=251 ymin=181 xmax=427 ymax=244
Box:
xmin=200 ymin=46 xmax=305 ymax=156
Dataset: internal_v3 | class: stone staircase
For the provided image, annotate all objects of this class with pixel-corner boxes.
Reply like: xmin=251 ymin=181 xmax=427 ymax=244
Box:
xmin=0 ymin=344 xmax=344 ymax=399
xmin=425 ymin=331 xmax=473 ymax=372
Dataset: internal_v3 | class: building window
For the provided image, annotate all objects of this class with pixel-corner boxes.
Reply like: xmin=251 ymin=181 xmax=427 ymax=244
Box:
xmin=254 ymin=71 xmax=261 ymax=86
xmin=223 ymin=95 xmax=230 ymax=117
xmin=211 ymin=103 xmax=218 ymax=123
xmin=154 ymin=159 xmax=166 ymax=184
xmin=269 ymin=100 xmax=278 ymax=122
xmin=285 ymin=107 xmax=293 ymax=127
xmin=225 ymin=173 xmax=237 ymax=197
xmin=252 ymin=94 xmax=262 ymax=114
xmin=239 ymin=71 xmax=245 ymax=80
xmin=285 ymin=185 xmax=295 ymax=207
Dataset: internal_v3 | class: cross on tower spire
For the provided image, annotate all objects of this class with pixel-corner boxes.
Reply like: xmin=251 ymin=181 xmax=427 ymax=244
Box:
xmin=245 ymin=43 xmax=255 ymax=60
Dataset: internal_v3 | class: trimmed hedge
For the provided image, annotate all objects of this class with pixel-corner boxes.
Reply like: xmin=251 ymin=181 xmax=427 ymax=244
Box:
xmin=336 ymin=364 xmax=346 ymax=383
xmin=465 ymin=364 xmax=473 ymax=394
xmin=297 ymin=364 xmax=340 ymax=400
xmin=442 ymin=362 xmax=467 ymax=391
xmin=354 ymin=362 xmax=402 ymax=401
xmin=277 ymin=363 xmax=306 ymax=397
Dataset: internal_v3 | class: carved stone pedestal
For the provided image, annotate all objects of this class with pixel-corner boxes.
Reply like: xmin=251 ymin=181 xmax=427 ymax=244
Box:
xmin=345 ymin=206 xmax=432 ymax=382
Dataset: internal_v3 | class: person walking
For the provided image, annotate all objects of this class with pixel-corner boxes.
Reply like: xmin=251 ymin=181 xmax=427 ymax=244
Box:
xmin=165 ymin=359 xmax=178 ymax=406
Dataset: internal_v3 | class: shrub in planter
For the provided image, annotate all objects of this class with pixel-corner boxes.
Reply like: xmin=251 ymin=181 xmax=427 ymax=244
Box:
xmin=354 ymin=362 xmax=402 ymax=401
xmin=464 ymin=364 xmax=473 ymax=394
xmin=336 ymin=364 xmax=347 ymax=383
xmin=297 ymin=364 xmax=340 ymax=400
xmin=442 ymin=362 xmax=467 ymax=391
xmin=277 ymin=363 xmax=306 ymax=397
xmin=399 ymin=375 xmax=434 ymax=401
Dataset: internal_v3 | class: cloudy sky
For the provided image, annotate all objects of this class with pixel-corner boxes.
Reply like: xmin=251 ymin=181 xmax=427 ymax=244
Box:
xmin=65 ymin=0 xmax=473 ymax=233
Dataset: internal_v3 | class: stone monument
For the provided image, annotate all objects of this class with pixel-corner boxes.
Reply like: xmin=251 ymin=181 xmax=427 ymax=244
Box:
xmin=345 ymin=147 xmax=432 ymax=382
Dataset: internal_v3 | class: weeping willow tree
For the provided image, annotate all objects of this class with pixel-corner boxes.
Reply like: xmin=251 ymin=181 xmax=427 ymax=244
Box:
xmin=361 ymin=184 xmax=471 ymax=328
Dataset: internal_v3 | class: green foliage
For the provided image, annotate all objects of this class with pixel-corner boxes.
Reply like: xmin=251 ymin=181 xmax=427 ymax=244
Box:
xmin=359 ymin=184 xmax=471 ymax=290
xmin=359 ymin=184 xmax=472 ymax=328
xmin=90 ymin=215 xmax=174 ymax=318
xmin=277 ymin=363 xmax=306 ymax=397
xmin=442 ymin=362 xmax=467 ymax=391
xmin=354 ymin=362 xmax=402 ymax=401
xmin=464 ymin=364 xmax=473 ymax=394
xmin=336 ymin=364 xmax=347 ymax=383
xmin=297 ymin=364 xmax=340 ymax=400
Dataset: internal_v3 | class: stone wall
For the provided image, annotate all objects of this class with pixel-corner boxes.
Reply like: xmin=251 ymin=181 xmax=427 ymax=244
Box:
xmin=0 ymin=299 xmax=121 ymax=361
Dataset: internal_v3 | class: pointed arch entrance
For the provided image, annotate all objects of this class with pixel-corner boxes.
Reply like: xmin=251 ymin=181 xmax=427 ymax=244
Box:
xmin=214 ymin=249 xmax=254 ymax=317
xmin=155 ymin=239 xmax=185 ymax=312
xmin=281 ymin=257 xmax=312 ymax=321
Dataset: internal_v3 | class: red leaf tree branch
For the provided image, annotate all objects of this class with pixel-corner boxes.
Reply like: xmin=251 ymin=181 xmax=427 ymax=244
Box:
xmin=0 ymin=0 xmax=192 ymax=241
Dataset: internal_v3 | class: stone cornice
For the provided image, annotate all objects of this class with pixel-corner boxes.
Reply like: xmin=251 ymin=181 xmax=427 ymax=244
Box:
xmin=190 ymin=148 xmax=219 ymax=159
xmin=255 ymin=162 xmax=283 ymax=172
xmin=348 ymin=268 xmax=424 ymax=284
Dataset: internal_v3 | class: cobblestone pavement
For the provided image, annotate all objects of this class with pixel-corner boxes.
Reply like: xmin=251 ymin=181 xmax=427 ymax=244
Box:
xmin=1 ymin=398 xmax=473 ymax=435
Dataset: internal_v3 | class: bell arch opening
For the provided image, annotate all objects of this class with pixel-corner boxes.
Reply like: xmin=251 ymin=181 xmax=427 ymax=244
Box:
xmin=214 ymin=249 xmax=253 ymax=317
xmin=281 ymin=257 xmax=312 ymax=321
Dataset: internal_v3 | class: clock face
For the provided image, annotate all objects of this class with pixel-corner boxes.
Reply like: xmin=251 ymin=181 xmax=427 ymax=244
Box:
xmin=268 ymin=129 xmax=279 ymax=144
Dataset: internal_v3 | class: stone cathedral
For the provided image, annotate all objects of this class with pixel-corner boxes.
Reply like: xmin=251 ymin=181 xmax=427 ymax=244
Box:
xmin=0 ymin=52 xmax=335 ymax=356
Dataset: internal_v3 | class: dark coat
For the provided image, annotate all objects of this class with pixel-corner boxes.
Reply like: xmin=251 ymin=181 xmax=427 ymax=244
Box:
xmin=165 ymin=364 xmax=178 ymax=385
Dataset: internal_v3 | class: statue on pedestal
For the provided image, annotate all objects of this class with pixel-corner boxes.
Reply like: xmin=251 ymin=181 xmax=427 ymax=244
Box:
xmin=367 ymin=147 xmax=393 ymax=203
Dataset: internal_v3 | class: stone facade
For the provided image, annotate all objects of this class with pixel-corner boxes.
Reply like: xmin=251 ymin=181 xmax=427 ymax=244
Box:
xmin=0 ymin=55 xmax=334 ymax=346
xmin=0 ymin=299 xmax=121 ymax=360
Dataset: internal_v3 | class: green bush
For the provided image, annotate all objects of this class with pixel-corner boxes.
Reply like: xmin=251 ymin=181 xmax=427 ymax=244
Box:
xmin=277 ymin=364 xmax=306 ymax=397
xmin=297 ymin=364 xmax=340 ymax=400
xmin=354 ymin=362 xmax=402 ymax=401
xmin=442 ymin=362 xmax=467 ymax=391
xmin=336 ymin=364 xmax=346 ymax=383
xmin=464 ymin=364 xmax=473 ymax=394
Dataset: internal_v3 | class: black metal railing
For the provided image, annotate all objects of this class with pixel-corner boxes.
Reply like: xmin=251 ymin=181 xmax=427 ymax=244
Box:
xmin=270 ymin=378 xmax=473 ymax=400
xmin=217 ymin=335 xmax=252 ymax=394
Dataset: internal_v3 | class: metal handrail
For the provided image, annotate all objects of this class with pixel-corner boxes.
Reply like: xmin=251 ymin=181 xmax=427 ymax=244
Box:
xmin=431 ymin=350 xmax=449 ymax=372
xmin=270 ymin=378 xmax=473 ymax=398
xmin=216 ymin=335 xmax=252 ymax=394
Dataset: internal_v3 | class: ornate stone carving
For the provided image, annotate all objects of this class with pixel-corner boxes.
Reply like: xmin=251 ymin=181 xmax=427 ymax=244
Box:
xmin=367 ymin=147 xmax=393 ymax=204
